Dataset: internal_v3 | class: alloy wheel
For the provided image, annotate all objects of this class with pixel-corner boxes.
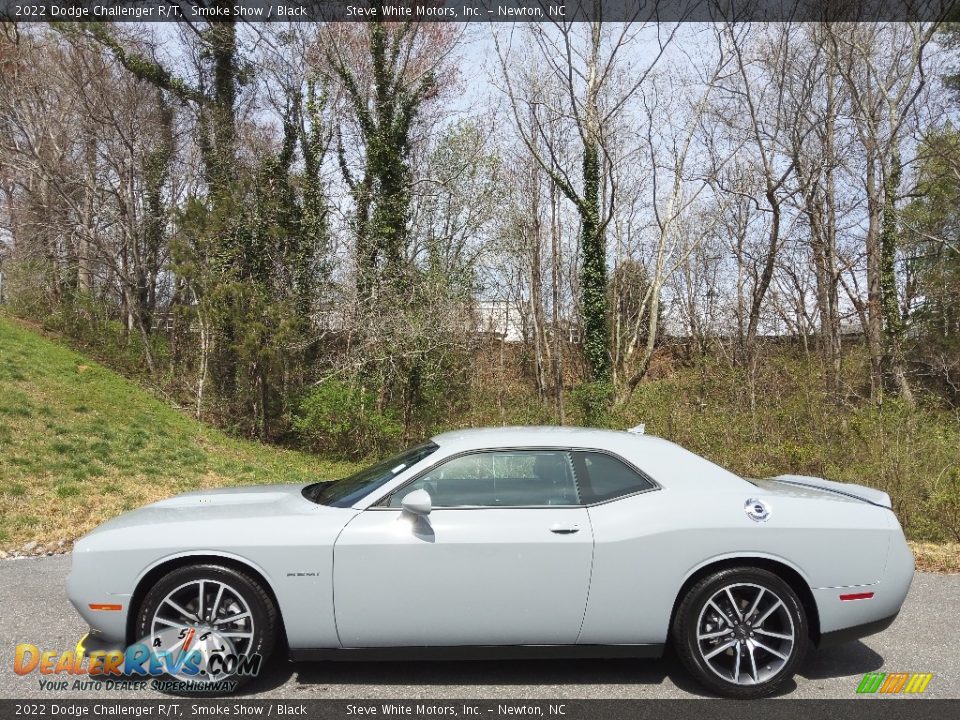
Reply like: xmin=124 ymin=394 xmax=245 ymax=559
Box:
xmin=148 ymin=579 xmax=256 ymax=680
xmin=695 ymin=582 xmax=796 ymax=686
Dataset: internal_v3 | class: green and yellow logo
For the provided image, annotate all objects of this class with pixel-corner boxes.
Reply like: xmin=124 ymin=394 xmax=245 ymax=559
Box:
xmin=857 ymin=672 xmax=933 ymax=695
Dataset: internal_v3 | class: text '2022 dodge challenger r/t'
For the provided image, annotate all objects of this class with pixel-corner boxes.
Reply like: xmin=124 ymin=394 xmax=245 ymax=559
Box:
xmin=67 ymin=426 xmax=914 ymax=698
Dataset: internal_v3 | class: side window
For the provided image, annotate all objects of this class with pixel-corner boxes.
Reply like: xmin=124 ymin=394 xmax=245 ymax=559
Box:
xmin=386 ymin=451 xmax=580 ymax=508
xmin=574 ymin=451 xmax=655 ymax=503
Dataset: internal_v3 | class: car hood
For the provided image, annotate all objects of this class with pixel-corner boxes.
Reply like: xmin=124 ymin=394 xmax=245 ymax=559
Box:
xmin=150 ymin=483 xmax=306 ymax=508
xmin=81 ymin=483 xmax=334 ymax=537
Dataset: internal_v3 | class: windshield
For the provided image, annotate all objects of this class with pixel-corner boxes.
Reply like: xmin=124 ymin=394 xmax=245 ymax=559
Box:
xmin=303 ymin=442 xmax=439 ymax=508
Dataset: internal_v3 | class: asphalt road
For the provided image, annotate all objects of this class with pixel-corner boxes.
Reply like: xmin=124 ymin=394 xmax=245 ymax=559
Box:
xmin=0 ymin=555 xmax=957 ymax=700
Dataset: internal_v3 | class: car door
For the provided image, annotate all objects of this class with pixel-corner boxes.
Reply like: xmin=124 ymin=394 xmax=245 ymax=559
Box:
xmin=332 ymin=449 xmax=594 ymax=647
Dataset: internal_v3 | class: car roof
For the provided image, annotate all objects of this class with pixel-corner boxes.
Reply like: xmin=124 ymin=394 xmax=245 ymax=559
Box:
xmin=428 ymin=426 xmax=750 ymax=492
xmin=431 ymin=425 xmax=656 ymax=451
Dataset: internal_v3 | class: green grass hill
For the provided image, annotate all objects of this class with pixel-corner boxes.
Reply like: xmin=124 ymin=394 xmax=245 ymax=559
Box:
xmin=0 ymin=315 xmax=355 ymax=552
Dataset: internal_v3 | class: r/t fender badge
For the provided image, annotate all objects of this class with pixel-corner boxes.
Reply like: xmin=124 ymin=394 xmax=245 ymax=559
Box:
xmin=745 ymin=498 xmax=771 ymax=522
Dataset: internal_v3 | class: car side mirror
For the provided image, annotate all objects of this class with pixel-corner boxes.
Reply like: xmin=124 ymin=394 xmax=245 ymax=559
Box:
xmin=401 ymin=488 xmax=432 ymax=516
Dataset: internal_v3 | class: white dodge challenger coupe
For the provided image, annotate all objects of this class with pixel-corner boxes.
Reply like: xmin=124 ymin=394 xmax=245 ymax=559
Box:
xmin=68 ymin=426 xmax=914 ymax=698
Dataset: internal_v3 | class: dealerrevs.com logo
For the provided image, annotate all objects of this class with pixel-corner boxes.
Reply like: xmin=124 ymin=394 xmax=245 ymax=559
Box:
xmin=14 ymin=627 xmax=262 ymax=693
xmin=857 ymin=672 xmax=933 ymax=695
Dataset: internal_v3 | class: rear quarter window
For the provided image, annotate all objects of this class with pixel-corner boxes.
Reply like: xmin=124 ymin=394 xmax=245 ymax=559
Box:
xmin=574 ymin=451 xmax=656 ymax=503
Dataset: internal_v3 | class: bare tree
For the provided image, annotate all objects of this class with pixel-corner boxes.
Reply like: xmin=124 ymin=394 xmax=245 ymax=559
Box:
xmin=494 ymin=19 xmax=678 ymax=385
xmin=619 ymin=26 xmax=733 ymax=395
xmin=0 ymin=29 xmax=176 ymax=373
xmin=781 ymin=24 xmax=848 ymax=400
xmin=827 ymin=23 xmax=937 ymax=406
xmin=714 ymin=23 xmax=800 ymax=407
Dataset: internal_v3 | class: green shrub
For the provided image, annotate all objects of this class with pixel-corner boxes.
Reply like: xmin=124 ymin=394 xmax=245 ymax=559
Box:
xmin=293 ymin=380 xmax=402 ymax=459
xmin=928 ymin=466 xmax=960 ymax=543
xmin=570 ymin=381 xmax=615 ymax=427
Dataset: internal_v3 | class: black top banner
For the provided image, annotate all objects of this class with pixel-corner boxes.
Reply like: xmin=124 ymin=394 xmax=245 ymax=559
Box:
xmin=1 ymin=0 xmax=958 ymax=22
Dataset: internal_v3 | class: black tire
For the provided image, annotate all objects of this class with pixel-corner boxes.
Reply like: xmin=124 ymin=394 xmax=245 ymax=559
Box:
xmin=134 ymin=564 xmax=277 ymax=693
xmin=672 ymin=567 xmax=808 ymax=699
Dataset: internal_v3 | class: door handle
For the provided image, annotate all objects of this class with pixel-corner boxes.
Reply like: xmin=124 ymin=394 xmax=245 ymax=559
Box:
xmin=550 ymin=524 xmax=580 ymax=534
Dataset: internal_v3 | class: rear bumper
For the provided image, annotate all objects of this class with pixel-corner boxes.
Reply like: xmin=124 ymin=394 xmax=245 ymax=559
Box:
xmin=817 ymin=611 xmax=899 ymax=649
xmin=811 ymin=511 xmax=913 ymax=642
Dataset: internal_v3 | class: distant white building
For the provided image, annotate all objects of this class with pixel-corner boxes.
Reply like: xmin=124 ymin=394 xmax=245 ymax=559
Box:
xmin=475 ymin=299 xmax=524 ymax=342
xmin=307 ymin=298 xmax=528 ymax=343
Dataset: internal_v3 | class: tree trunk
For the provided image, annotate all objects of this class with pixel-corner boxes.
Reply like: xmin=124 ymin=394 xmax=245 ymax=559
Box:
xmin=817 ymin=59 xmax=842 ymax=401
xmin=879 ymin=147 xmax=915 ymax=406
xmin=580 ymin=138 xmax=609 ymax=384
xmin=864 ymin=145 xmax=885 ymax=402
xmin=550 ymin=176 xmax=565 ymax=423
xmin=528 ymin=141 xmax=548 ymax=400
xmin=743 ymin=189 xmax=782 ymax=410
xmin=78 ymin=138 xmax=96 ymax=293
xmin=578 ymin=22 xmax=610 ymax=385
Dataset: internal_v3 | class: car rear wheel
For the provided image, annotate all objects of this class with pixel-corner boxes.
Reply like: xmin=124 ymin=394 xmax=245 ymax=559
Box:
xmin=672 ymin=567 xmax=808 ymax=698
xmin=134 ymin=564 xmax=277 ymax=692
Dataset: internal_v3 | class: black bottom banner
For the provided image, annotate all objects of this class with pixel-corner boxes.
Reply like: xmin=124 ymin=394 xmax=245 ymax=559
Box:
xmin=1 ymin=699 xmax=958 ymax=720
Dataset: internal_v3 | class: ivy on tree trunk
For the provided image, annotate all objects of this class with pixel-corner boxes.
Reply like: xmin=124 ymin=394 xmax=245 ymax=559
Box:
xmin=580 ymin=140 xmax=610 ymax=384
xmin=879 ymin=148 xmax=915 ymax=406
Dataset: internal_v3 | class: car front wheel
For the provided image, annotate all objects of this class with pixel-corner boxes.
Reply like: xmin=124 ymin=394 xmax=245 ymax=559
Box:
xmin=134 ymin=563 xmax=277 ymax=692
xmin=672 ymin=567 xmax=808 ymax=698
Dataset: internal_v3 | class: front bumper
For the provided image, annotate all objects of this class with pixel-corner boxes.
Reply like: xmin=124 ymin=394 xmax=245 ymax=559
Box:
xmin=67 ymin=547 xmax=134 ymax=644
xmin=76 ymin=630 xmax=127 ymax=658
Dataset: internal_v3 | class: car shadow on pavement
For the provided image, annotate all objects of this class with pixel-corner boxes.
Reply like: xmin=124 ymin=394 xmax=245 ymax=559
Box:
xmin=799 ymin=641 xmax=884 ymax=681
xmin=231 ymin=641 xmax=884 ymax=699
xmin=235 ymin=656 xmax=673 ymax=697
xmin=728 ymin=641 xmax=885 ymax=699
